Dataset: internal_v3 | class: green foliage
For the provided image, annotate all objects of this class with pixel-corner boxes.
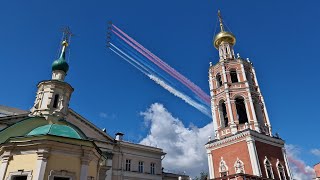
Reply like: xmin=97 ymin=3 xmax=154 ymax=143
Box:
xmin=194 ymin=171 xmax=208 ymax=180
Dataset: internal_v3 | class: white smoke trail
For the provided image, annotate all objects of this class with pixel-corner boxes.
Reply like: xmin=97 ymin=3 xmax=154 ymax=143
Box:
xmin=148 ymin=74 xmax=211 ymax=117
xmin=110 ymin=44 xmax=211 ymax=117
xmin=110 ymin=43 xmax=151 ymax=75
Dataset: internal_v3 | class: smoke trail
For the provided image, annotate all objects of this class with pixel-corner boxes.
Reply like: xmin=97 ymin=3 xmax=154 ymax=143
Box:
xmin=113 ymin=38 xmax=175 ymax=86
xmin=109 ymin=44 xmax=150 ymax=75
xmin=112 ymin=24 xmax=211 ymax=104
xmin=111 ymin=29 xmax=210 ymax=105
xmin=148 ymin=74 xmax=211 ymax=117
xmin=109 ymin=43 xmax=211 ymax=117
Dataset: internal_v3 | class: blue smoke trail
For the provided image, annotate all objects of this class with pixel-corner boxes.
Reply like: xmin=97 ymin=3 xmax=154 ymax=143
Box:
xmin=110 ymin=43 xmax=211 ymax=117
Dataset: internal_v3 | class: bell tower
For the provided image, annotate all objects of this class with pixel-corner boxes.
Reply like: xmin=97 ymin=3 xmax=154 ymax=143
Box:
xmin=30 ymin=30 xmax=74 ymax=121
xmin=206 ymin=11 xmax=292 ymax=180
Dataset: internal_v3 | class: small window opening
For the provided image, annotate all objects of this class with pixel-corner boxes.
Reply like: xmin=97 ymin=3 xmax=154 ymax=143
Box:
xmin=12 ymin=176 xmax=27 ymax=180
xmin=216 ymin=74 xmax=222 ymax=87
xmin=125 ymin=159 xmax=131 ymax=171
xmin=221 ymin=172 xmax=227 ymax=177
xmin=264 ymin=158 xmax=274 ymax=179
xmin=235 ymin=97 xmax=248 ymax=124
xmin=53 ymin=94 xmax=59 ymax=108
xmin=138 ymin=161 xmax=144 ymax=173
xmin=150 ymin=163 xmax=155 ymax=175
xmin=53 ymin=177 xmax=70 ymax=180
xmin=219 ymin=101 xmax=228 ymax=128
xmin=277 ymin=162 xmax=286 ymax=180
xmin=230 ymin=70 xmax=238 ymax=83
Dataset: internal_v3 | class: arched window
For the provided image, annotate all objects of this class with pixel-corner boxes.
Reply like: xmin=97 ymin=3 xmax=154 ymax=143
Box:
xmin=219 ymin=158 xmax=228 ymax=177
xmin=277 ymin=159 xmax=286 ymax=180
xmin=53 ymin=94 xmax=59 ymax=108
xmin=216 ymin=73 xmax=222 ymax=87
xmin=235 ymin=97 xmax=248 ymax=124
xmin=264 ymin=157 xmax=274 ymax=179
xmin=234 ymin=158 xmax=245 ymax=174
xmin=230 ymin=69 xmax=238 ymax=83
xmin=219 ymin=100 xmax=228 ymax=128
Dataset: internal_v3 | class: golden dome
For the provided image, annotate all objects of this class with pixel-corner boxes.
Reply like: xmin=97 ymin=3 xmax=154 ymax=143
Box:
xmin=213 ymin=10 xmax=236 ymax=49
xmin=213 ymin=31 xmax=236 ymax=49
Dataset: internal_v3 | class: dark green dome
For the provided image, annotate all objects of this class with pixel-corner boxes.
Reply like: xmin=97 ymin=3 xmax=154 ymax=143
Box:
xmin=52 ymin=57 xmax=69 ymax=73
xmin=27 ymin=124 xmax=82 ymax=139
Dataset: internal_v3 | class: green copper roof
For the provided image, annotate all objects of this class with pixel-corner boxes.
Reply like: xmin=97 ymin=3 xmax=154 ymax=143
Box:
xmin=27 ymin=124 xmax=82 ymax=139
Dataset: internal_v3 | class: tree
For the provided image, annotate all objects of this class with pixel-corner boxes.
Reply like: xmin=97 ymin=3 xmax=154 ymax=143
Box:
xmin=194 ymin=171 xmax=208 ymax=180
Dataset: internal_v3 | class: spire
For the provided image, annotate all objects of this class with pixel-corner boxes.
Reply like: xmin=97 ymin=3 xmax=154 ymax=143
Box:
xmin=213 ymin=10 xmax=236 ymax=60
xmin=59 ymin=40 xmax=68 ymax=60
xmin=52 ymin=27 xmax=72 ymax=74
xmin=218 ymin=10 xmax=224 ymax=32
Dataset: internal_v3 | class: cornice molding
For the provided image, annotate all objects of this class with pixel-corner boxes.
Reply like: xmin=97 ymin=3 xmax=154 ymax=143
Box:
xmin=206 ymin=130 xmax=284 ymax=150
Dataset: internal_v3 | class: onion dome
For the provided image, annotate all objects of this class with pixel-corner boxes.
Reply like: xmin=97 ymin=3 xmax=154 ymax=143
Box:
xmin=52 ymin=40 xmax=69 ymax=73
xmin=213 ymin=10 xmax=236 ymax=49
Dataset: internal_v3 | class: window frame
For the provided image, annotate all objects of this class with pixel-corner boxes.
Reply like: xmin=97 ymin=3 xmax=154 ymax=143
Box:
xmin=7 ymin=170 xmax=32 ymax=180
xmin=216 ymin=73 xmax=223 ymax=88
xmin=264 ymin=157 xmax=274 ymax=179
xmin=48 ymin=170 xmax=76 ymax=180
xmin=219 ymin=158 xmax=229 ymax=177
xmin=150 ymin=163 xmax=155 ymax=175
xmin=125 ymin=159 xmax=131 ymax=171
xmin=276 ymin=159 xmax=287 ymax=180
xmin=53 ymin=94 xmax=59 ymax=108
xmin=234 ymin=158 xmax=245 ymax=174
xmin=138 ymin=161 xmax=144 ymax=173
xmin=230 ymin=69 xmax=239 ymax=83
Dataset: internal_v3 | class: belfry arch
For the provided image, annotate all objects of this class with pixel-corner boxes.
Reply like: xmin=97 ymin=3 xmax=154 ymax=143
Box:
xmin=235 ymin=97 xmax=248 ymax=124
xmin=218 ymin=100 xmax=228 ymax=128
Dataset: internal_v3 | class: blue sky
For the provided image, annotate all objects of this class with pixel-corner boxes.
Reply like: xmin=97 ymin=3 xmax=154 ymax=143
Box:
xmin=1 ymin=0 xmax=319 ymax=177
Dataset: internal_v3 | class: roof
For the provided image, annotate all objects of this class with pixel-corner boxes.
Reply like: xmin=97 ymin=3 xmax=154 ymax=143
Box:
xmin=0 ymin=105 xmax=29 ymax=117
xmin=27 ymin=124 xmax=84 ymax=139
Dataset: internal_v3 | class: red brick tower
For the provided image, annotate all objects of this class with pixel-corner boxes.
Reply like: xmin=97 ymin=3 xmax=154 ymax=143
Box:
xmin=205 ymin=11 xmax=292 ymax=180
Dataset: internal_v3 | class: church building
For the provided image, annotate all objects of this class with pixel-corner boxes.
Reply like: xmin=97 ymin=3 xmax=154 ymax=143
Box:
xmin=0 ymin=32 xmax=166 ymax=180
xmin=205 ymin=11 xmax=292 ymax=180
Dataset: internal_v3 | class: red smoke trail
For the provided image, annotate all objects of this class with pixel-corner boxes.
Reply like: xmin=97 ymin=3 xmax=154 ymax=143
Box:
xmin=112 ymin=24 xmax=211 ymax=104
xmin=112 ymin=29 xmax=210 ymax=105
xmin=287 ymin=156 xmax=314 ymax=176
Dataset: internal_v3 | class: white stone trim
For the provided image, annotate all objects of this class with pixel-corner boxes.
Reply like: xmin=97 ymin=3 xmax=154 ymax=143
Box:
xmin=48 ymin=170 xmax=76 ymax=180
xmin=33 ymin=148 xmax=49 ymax=180
xmin=251 ymin=67 xmax=272 ymax=134
xmin=234 ymin=158 xmax=245 ymax=174
xmin=6 ymin=170 xmax=33 ymax=180
xmin=0 ymin=152 xmax=11 ymax=180
xmin=276 ymin=159 xmax=287 ymax=180
xmin=219 ymin=157 xmax=229 ymax=176
xmin=282 ymin=147 xmax=293 ymax=180
xmin=207 ymin=152 xmax=214 ymax=179
xmin=206 ymin=130 xmax=284 ymax=150
xmin=264 ymin=157 xmax=274 ymax=179
xmin=246 ymin=136 xmax=261 ymax=176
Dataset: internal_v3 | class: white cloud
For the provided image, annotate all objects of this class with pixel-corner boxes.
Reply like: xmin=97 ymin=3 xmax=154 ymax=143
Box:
xmin=311 ymin=149 xmax=320 ymax=157
xmin=99 ymin=112 xmax=116 ymax=119
xmin=139 ymin=103 xmax=214 ymax=177
xmin=286 ymin=144 xmax=315 ymax=180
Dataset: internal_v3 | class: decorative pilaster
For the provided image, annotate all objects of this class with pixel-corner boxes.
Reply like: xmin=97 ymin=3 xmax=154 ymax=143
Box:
xmin=252 ymin=67 xmax=272 ymax=135
xmin=207 ymin=151 xmax=215 ymax=179
xmin=0 ymin=151 xmax=12 ymax=180
xmin=282 ymin=147 xmax=293 ymax=179
xmin=34 ymin=148 xmax=50 ymax=180
xmin=246 ymin=136 xmax=262 ymax=176
xmin=80 ymin=149 xmax=92 ymax=180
